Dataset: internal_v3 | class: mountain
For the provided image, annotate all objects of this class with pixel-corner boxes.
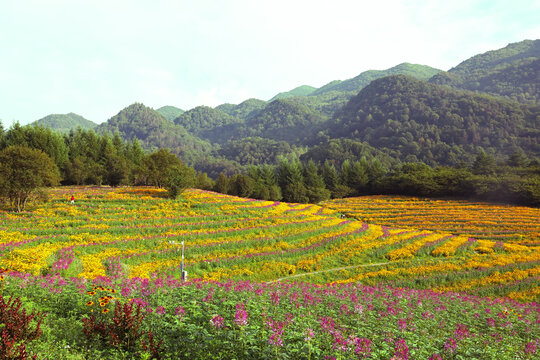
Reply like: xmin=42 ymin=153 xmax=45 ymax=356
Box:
xmin=269 ymin=85 xmax=317 ymax=101
xmin=311 ymin=63 xmax=442 ymax=96
xmin=430 ymin=39 xmax=539 ymax=103
xmin=237 ymin=98 xmax=327 ymax=143
xmin=173 ymin=106 xmax=242 ymax=143
xmin=326 ymin=75 xmax=539 ymax=165
xmin=96 ymin=103 xmax=213 ymax=162
xmin=156 ymin=106 xmax=184 ymax=121
xmin=215 ymin=98 xmax=266 ymax=121
xmin=32 ymin=113 xmax=97 ymax=133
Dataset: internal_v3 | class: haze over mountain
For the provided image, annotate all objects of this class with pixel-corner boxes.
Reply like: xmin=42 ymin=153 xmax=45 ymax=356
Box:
xmin=31 ymin=113 xmax=97 ymax=133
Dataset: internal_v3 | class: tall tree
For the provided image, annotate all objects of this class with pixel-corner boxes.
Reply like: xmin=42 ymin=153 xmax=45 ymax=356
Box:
xmin=303 ymin=160 xmax=330 ymax=203
xmin=0 ymin=146 xmax=60 ymax=211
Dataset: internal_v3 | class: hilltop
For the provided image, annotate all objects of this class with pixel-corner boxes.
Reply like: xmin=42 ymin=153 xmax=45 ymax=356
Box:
xmin=430 ymin=39 xmax=539 ymax=103
xmin=32 ymin=112 xmax=97 ymax=132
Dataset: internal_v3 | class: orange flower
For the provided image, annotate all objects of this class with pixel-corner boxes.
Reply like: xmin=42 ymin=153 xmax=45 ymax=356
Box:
xmin=86 ymin=301 xmax=94 ymax=306
xmin=86 ymin=291 xmax=96 ymax=296
xmin=102 ymin=308 xmax=110 ymax=313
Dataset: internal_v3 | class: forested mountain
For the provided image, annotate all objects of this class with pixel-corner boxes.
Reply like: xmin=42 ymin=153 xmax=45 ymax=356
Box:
xmin=216 ymin=137 xmax=302 ymax=166
xmin=300 ymin=139 xmax=398 ymax=169
xmin=311 ymin=63 xmax=441 ymax=96
xmin=96 ymin=103 xmax=213 ymax=163
xmin=215 ymin=98 xmax=266 ymax=121
xmin=173 ymin=106 xmax=241 ymax=141
xmin=325 ymin=75 xmax=539 ymax=165
xmin=85 ymin=40 xmax=538 ymax=174
xmin=429 ymin=39 xmax=539 ymax=103
xmin=269 ymin=85 xmax=317 ymax=101
xmin=156 ymin=106 xmax=184 ymax=121
xmin=237 ymin=98 xmax=327 ymax=143
xmin=32 ymin=113 xmax=97 ymax=132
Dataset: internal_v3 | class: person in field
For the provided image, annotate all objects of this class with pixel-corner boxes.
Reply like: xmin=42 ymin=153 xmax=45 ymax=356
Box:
xmin=70 ymin=195 xmax=75 ymax=204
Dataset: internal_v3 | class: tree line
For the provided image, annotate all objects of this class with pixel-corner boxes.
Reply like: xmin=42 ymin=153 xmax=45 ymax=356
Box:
xmin=0 ymin=122 xmax=538 ymax=212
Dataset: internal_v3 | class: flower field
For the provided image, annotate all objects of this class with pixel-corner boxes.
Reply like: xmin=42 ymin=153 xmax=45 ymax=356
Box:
xmin=0 ymin=187 xmax=538 ymax=359
xmin=322 ymin=195 xmax=540 ymax=244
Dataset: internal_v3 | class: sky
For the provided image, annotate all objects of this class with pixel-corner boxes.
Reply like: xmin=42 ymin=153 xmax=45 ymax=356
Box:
xmin=0 ymin=0 xmax=538 ymax=127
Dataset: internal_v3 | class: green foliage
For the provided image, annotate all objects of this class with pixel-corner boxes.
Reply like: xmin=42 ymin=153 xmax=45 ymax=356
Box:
xmin=173 ymin=106 xmax=241 ymax=140
xmin=4 ymin=123 xmax=69 ymax=169
xmin=141 ymin=149 xmax=183 ymax=188
xmin=228 ymin=174 xmax=254 ymax=198
xmin=0 ymin=145 xmax=60 ymax=211
xmin=217 ymin=137 xmax=301 ymax=166
xmin=164 ymin=163 xmax=196 ymax=199
xmin=213 ymin=173 xmax=230 ymax=194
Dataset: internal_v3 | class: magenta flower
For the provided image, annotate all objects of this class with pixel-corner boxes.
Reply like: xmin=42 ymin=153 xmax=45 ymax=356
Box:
xmin=304 ymin=328 xmax=314 ymax=342
xmin=454 ymin=323 xmax=470 ymax=340
xmin=156 ymin=306 xmax=166 ymax=315
xmin=445 ymin=337 xmax=457 ymax=353
xmin=394 ymin=338 xmax=409 ymax=360
xmin=235 ymin=304 xmax=248 ymax=327
xmin=353 ymin=337 xmax=372 ymax=358
xmin=210 ymin=315 xmax=224 ymax=329
xmin=175 ymin=306 xmax=185 ymax=317
xmin=429 ymin=354 xmax=442 ymax=360
xmin=269 ymin=333 xmax=283 ymax=347
xmin=524 ymin=341 xmax=536 ymax=355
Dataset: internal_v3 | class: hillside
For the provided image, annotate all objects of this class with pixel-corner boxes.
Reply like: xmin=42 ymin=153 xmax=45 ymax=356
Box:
xmin=326 ymin=75 xmax=540 ymax=165
xmin=269 ymin=84 xmax=317 ymax=101
xmin=173 ymin=106 xmax=242 ymax=141
xmin=430 ymin=39 xmax=539 ymax=103
xmin=215 ymin=98 xmax=266 ymax=121
xmin=96 ymin=103 xmax=213 ymax=162
xmin=32 ymin=112 xmax=97 ymax=132
xmin=311 ymin=62 xmax=442 ymax=96
xmin=156 ymin=105 xmax=184 ymax=121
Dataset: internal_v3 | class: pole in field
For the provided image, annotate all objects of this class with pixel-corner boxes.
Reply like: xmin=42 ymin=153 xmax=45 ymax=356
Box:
xmin=181 ymin=240 xmax=187 ymax=282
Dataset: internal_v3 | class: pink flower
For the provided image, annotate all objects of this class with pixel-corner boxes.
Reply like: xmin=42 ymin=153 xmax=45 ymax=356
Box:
xmin=235 ymin=304 xmax=248 ymax=327
xmin=304 ymin=328 xmax=314 ymax=342
xmin=175 ymin=306 xmax=185 ymax=317
xmin=445 ymin=337 xmax=457 ymax=353
xmin=210 ymin=315 xmax=224 ymax=329
xmin=394 ymin=338 xmax=409 ymax=360
xmin=353 ymin=337 xmax=372 ymax=358
xmin=524 ymin=341 xmax=536 ymax=355
xmin=156 ymin=306 xmax=166 ymax=315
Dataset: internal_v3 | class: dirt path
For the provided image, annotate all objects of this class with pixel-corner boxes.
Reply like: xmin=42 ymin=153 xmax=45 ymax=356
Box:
xmin=267 ymin=262 xmax=390 ymax=283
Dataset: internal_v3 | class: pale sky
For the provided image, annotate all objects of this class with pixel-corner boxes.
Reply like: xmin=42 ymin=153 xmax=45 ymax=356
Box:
xmin=0 ymin=0 xmax=538 ymax=126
